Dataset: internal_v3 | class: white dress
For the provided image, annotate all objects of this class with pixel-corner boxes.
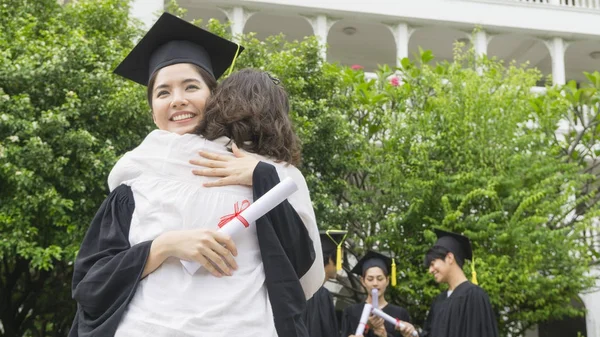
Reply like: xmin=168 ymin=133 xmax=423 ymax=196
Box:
xmin=107 ymin=130 xmax=323 ymax=337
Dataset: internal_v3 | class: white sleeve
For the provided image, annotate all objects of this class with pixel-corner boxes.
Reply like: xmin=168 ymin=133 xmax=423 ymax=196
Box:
xmin=277 ymin=165 xmax=324 ymax=300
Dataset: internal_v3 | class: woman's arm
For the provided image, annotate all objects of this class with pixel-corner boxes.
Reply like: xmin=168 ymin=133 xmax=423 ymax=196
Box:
xmin=141 ymin=228 xmax=239 ymax=278
xmin=71 ymin=185 xmax=151 ymax=336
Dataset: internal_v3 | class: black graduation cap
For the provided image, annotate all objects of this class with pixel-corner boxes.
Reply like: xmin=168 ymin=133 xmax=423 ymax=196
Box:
xmin=433 ymin=228 xmax=473 ymax=261
xmin=433 ymin=228 xmax=478 ymax=284
xmin=351 ymin=250 xmax=397 ymax=286
xmin=114 ymin=12 xmax=244 ymax=86
xmin=320 ymin=229 xmax=348 ymax=271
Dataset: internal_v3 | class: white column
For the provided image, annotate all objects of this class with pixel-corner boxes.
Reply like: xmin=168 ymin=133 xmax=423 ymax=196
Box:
xmin=387 ymin=23 xmax=414 ymax=67
xmin=544 ymin=37 xmax=568 ymax=86
xmin=222 ymin=6 xmax=255 ymax=42
xmin=130 ymin=0 xmax=164 ymax=30
xmin=549 ymin=0 xmax=560 ymax=4
xmin=304 ymin=15 xmax=337 ymax=60
xmin=473 ymin=30 xmax=489 ymax=57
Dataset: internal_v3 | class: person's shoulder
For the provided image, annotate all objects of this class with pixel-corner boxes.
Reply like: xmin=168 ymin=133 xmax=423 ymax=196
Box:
xmin=343 ymin=302 xmax=365 ymax=313
xmin=387 ymin=303 xmax=409 ymax=311
xmin=110 ymin=184 xmax=134 ymax=204
xmin=459 ymin=282 xmax=492 ymax=300
xmin=387 ymin=303 xmax=410 ymax=315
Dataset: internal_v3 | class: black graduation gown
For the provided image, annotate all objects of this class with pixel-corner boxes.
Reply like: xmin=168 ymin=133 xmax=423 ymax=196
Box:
xmin=69 ymin=162 xmax=315 ymax=337
xmin=340 ymin=303 xmax=410 ymax=337
xmin=304 ymin=286 xmax=339 ymax=337
xmin=421 ymin=281 xmax=499 ymax=337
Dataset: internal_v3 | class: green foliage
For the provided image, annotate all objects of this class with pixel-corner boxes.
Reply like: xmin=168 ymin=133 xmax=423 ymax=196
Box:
xmin=1 ymin=1 xmax=598 ymax=336
xmin=0 ymin=0 xmax=152 ymax=335
xmin=326 ymin=49 xmax=599 ymax=336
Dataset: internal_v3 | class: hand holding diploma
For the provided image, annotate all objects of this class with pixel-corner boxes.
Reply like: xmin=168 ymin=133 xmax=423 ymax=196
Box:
xmin=371 ymin=308 xmax=418 ymax=336
xmin=354 ymin=303 xmax=373 ymax=336
xmin=181 ymin=177 xmax=298 ymax=274
xmin=354 ymin=288 xmax=418 ymax=337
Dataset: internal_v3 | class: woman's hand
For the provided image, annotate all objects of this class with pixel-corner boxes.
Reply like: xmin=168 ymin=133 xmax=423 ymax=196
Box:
xmin=190 ymin=143 xmax=259 ymax=187
xmin=154 ymin=228 xmax=238 ymax=277
xmin=396 ymin=321 xmax=418 ymax=337
xmin=368 ymin=314 xmax=386 ymax=337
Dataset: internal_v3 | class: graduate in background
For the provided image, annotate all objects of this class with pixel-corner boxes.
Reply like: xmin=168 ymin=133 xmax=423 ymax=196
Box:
xmin=340 ymin=251 xmax=414 ymax=337
xmin=403 ymin=229 xmax=499 ymax=337
xmin=304 ymin=229 xmax=348 ymax=337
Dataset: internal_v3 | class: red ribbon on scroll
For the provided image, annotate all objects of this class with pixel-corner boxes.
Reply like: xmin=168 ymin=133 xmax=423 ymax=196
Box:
xmin=217 ymin=200 xmax=251 ymax=228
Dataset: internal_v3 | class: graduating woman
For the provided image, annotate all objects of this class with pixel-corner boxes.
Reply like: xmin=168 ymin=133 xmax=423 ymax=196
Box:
xmin=340 ymin=251 xmax=414 ymax=337
xmin=69 ymin=13 xmax=323 ymax=337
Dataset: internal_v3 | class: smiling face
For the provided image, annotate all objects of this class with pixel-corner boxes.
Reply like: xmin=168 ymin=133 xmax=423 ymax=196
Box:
xmin=360 ymin=266 xmax=389 ymax=296
xmin=428 ymin=255 xmax=453 ymax=284
xmin=150 ymin=63 xmax=212 ymax=135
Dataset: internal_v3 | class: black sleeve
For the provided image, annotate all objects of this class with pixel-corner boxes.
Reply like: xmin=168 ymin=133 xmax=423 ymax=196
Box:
xmin=465 ymin=289 xmax=499 ymax=337
xmin=252 ymin=161 xmax=315 ymax=278
xmin=340 ymin=306 xmax=356 ymax=337
xmin=420 ymin=295 xmax=441 ymax=337
xmin=387 ymin=306 xmax=410 ymax=337
xmin=69 ymin=185 xmax=152 ymax=337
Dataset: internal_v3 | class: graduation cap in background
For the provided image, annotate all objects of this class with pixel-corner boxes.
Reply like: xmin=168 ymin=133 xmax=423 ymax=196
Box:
xmin=320 ymin=229 xmax=348 ymax=271
xmin=433 ymin=228 xmax=478 ymax=285
xmin=114 ymin=12 xmax=244 ymax=86
xmin=350 ymin=250 xmax=397 ymax=287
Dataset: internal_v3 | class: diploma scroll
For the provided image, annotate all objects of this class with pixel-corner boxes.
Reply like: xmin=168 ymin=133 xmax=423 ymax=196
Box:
xmin=354 ymin=303 xmax=373 ymax=336
xmin=372 ymin=288 xmax=379 ymax=309
xmin=372 ymin=308 xmax=418 ymax=336
xmin=181 ymin=177 xmax=298 ymax=275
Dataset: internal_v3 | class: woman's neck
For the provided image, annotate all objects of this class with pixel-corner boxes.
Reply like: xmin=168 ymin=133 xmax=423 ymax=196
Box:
xmin=367 ymin=294 xmax=388 ymax=309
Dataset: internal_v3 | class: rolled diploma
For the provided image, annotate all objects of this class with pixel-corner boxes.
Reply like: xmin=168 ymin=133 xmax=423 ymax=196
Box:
xmin=372 ymin=288 xmax=379 ymax=309
xmin=372 ymin=307 xmax=418 ymax=336
xmin=181 ymin=177 xmax=298 ymax=274
xmin=355 ymin=303 xmax=373 ymax=336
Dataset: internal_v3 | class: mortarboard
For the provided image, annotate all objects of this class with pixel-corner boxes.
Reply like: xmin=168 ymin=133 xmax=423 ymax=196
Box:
xmin=114 ymin=12 xmax=244 ymax=86
xmin=433 ymin=228 xmax=478 ymax=284
xmin=351 ymin=250 xmax=397 ymax=287
xmin=320 ymin=229 xmax=348 ymax=271
xmin=433 ymin=229 xmax=473 ymax=261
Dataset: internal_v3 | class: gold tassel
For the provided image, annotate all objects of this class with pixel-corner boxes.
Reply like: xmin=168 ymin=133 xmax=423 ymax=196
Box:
xmin=326 ymin=230 xmax=347 ymax=271
xmin=471 ymin=256 xmax=478 ymax=285
xmin=226 ymin=44 xmax=241 ymax=77
xmin=391 ymin=259 xmax=397 ymax=287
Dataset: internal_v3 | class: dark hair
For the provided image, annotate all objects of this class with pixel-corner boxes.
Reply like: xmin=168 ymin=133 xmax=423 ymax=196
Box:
xmin=323 ymin=250 xmax=337 ymax=267
xmin=195 ymin=69 xmax=302 ymax=165
xmin=146 ymin=64 xmax=217 ymax=106
xmin=424 ymin=245 xmax=465 ymax=268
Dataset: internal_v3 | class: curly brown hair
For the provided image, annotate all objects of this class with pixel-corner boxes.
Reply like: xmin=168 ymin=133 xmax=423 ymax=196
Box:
xmin=195 ymin=69 xmax=301 ymax=165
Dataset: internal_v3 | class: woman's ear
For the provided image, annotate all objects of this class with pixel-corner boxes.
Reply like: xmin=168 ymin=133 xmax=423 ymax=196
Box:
xmin=359 ymin=275 xmax=367 ymax=289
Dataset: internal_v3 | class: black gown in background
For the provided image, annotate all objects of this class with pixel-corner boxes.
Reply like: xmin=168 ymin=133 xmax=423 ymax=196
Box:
xmin=340 ymin=303 xmax=410 ymax=337
xmin=421 ymin=281 xmax=499 ymax=337
xmin=304 ymin=286 xmax=339 ymax=337
xmin=69 ymin=162 xmax=315 ymax=337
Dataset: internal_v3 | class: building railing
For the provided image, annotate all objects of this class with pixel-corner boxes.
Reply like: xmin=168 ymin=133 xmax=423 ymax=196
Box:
xmin=498 ymin=0 xmax=600 ymax=10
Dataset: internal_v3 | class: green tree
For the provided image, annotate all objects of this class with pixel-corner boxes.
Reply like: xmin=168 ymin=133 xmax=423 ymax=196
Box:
xmin=0 ymin=0 xmax=151 ymax=335
xmin=320 ymin=47 xmax=599 ymax=335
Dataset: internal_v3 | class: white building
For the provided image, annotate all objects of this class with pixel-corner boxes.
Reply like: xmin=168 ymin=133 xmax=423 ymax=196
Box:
xmin=131 ymin=1 xmax=600 ymax=336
